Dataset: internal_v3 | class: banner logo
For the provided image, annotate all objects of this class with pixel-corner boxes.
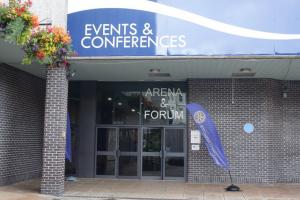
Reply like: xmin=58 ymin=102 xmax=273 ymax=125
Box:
xmin=193 ymin=111 xmax=206 ymax=124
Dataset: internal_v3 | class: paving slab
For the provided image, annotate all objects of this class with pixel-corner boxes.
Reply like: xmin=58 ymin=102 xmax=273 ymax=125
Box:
xmin=0 ymin=179 xmax=300 ymax=200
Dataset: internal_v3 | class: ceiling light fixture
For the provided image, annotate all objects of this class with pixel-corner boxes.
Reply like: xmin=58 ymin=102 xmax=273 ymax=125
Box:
xmin=240 ymin=68 xmax=252 ymax=73
xmin=232 ymin=68 xmax=256 ymax=77
xmin=149 ymin=68 xmax=161 ymax=73
xmin=148 ymin=68 xmax=171 ymax=77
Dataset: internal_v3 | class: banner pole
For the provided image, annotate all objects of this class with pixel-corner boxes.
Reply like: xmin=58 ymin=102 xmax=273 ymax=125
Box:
xmin=226 ymin=170 xmax=240 ymax=192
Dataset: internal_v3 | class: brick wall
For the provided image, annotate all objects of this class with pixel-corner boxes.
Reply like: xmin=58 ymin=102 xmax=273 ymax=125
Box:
xmin=187 ymin=79 xmax=300 ymax=184
xmin=280 ymin=81 xmax=300 ymax=183
xmin=0 ymin=64 xmax=45 ymax=185
xmin=40 ymin=67 xmax=68 ymax=196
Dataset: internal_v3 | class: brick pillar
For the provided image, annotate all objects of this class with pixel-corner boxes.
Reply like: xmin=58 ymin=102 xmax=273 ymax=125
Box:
xmin=41 ymin=67 xmax=68 ymax=196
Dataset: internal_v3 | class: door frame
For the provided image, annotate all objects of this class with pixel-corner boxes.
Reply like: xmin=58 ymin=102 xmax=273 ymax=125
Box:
xmin=95 ymin=126 xmax=141 ymax=179
xmin=162 ymin=127 xmax=186 ymax=180
xmin=95 ymin=125 xmax=187 ymax=180
xmin=140 ymin=127 xmax=163 ymax=180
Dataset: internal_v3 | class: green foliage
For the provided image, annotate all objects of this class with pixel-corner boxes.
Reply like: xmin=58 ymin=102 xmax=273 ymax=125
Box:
xmin=0 ymin=0 xmax=38 ymax=45
xmin=1 ymin=0 xmax=74 ymax=68
xmin=0 ymin=7 xmax=7 ymax=19
xmin=4 ymin=17 xmax=26 ymax=44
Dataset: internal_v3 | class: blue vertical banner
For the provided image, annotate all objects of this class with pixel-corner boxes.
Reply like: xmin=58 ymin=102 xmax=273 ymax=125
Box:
xmin=66 ymin=113 xmax=72 ymax=161
xmin=186 ymin=103 xmax=229 ymax=170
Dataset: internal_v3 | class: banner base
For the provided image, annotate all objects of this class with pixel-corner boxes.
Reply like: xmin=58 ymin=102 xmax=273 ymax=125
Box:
xmin=225 ymin=184 xmax=240 ymax=192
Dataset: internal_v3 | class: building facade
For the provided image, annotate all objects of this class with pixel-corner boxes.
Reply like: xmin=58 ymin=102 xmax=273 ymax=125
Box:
xmin=1 ymin=0 xmax=300 ymax=197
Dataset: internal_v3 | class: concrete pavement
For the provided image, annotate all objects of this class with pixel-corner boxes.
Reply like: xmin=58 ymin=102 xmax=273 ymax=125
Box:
xmin=0 ymin=179 xmax=300 ymax=200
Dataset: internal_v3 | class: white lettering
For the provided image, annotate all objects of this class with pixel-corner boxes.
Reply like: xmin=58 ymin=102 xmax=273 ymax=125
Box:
xmin=129 ymin=23 xmax=137 ymax=35
xmin=91 ymin=36 xmax=103 ymax=48
xmin=82 ymin=23 xmax=187 ymax=49
xmin=144 ymin=110 xmax=184 ymax=120
xmin=161 ymin=88 xmax=167 ymax=96
xmin=144 ymin=110 xmax=150 ymax=119
xmin=159 ymin=35 xmax=169 ymax=48
xmin=132 ymin=36 xmax=139 ymax=48
xmin=92 ymin=24 xmax=102 ymax=35
xmin=145 ymin=88 xmax=152 ymax=96
xmin=170 ymin=35 xmax=178 ymax=48
xmin=85 ymin=24 xmax=92 ymax=36
xmin=81 ymin=36 xmax=91 ymax=48
xmin=178 ymin=35 xmax=186 ymax=47
xmin=153 ymin=88 xmax=160 ymax=97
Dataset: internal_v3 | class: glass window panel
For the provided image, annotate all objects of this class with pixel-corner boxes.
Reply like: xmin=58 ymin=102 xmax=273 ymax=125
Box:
xmin=165 ymin=129 xmax=184 ymax=153
xmin=119 ymin=156 xmax=137 ymax=176
xmin=165 ymin=157 xmax=184 ymax=177
xmin=119 ymin=128 xmax=138 ymax=152
xmin=143 ymin=129 xmax=161 ymax=152
xmin=97 ymin=92 xmax=114 ymax=124
xmin=113 ymin=92 xmax=140 ymax=125
xmin=142 ymin=89 xmax=187 ymax=126
xmin=97 ymin=91 xmax=140 ymax=125
xmin=142 ymin=156 xmax=161 ymax=176
xmin=97 ymin=128 xmax=116 ymax=151
xmin=96 ymin=155 xmax=115 ymax=175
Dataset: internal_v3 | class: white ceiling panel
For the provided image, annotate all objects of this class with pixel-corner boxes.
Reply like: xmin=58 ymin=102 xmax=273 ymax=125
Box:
xmin=1 ymin=39 xmax=300 ymax=81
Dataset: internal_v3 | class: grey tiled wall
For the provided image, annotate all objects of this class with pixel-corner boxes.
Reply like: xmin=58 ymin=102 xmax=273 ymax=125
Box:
xmin=187 ymin=79 xmax=300 ymax=184
xmin=0 ymin=64 xmax=45 ymax=185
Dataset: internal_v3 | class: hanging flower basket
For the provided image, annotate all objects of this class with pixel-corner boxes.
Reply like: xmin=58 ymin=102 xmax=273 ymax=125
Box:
xmin=1 ymin=0 xmax=74 ymax=70
xmin=0 ymin=0 xmax=39 ymax=45
xmin=22 ymin=26 xmax=74 ymax=68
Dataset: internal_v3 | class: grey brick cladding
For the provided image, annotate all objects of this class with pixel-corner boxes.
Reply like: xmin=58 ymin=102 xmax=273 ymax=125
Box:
xmin=0 ymin=64 xmax=45 ymax=186
xmin=40 ymin=67 xmax=68 ymax=196
xmin=187 ymin=79 xmax=300 ymax=184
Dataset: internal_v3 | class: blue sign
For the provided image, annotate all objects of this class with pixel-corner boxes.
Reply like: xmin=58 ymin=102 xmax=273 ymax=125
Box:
xmin=66 ymin=113 xmax=71 ymax=161
xmin=67 ymin=0 xmax=300 ymax=57
xmin=186 ymin=103 xmax=229 ymax=170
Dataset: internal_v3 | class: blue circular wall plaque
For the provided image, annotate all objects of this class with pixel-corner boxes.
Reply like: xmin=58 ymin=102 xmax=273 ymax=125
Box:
xmin=243 ymin=123 xmax=254 ymax=134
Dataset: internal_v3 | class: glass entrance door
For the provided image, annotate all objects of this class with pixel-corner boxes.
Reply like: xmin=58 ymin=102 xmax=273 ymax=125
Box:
xmin=96 ymin=127 xmax=139 ymax=178
xmin=142 ymin=128 xmax=162 ymax=179
xmin=163 ymin=128 xmax=185 ymax=179
xmin=96 ymin=127 xmax=185 ymax=179
xmin=118 ymin=128 xmax=138 ymax=178
xmin=96 ymin=128 xmax=117 ymax=177
xmin=142 ymin=128 xmax=185 ymax=180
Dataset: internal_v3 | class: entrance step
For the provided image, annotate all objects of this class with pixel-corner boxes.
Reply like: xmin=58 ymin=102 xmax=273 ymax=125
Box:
xmin=62 ymin=197 xmax=190 ymax=200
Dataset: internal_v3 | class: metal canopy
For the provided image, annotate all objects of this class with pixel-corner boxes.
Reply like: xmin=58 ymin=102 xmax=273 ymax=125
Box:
xmin=1 ymin=39 xmax=300 ymax=81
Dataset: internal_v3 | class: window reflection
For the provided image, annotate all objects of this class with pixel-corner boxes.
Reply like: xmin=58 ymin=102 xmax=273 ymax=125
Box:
xmin=97 ymin=91 xmax=140 ymax=125
xmin=96 ymin=85 xmax=186 ymax=125
xmin=142 ymin=91 xmax=186 ymax=125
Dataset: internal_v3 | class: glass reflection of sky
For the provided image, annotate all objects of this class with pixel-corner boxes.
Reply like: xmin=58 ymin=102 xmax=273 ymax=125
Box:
xmin=154 ymin=0 xmax=300 ymax=55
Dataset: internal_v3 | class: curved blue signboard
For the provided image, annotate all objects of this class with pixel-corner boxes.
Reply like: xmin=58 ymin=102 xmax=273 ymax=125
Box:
xmin=67 ymin=0 xmax=300 ymax=57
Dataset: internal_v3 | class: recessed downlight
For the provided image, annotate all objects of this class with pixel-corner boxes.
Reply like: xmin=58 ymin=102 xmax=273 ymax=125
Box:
xmin=232 ymin=68 xmax=256 ymax=77
xmin=240 ymin=68 xmax=252 ymax=73
xmin=149 ymin=68 xmax=161 ymax=73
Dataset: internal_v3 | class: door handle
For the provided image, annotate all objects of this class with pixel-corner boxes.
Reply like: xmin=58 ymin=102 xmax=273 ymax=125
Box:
xmin=116 ymin=149 xmax=120 ymax=157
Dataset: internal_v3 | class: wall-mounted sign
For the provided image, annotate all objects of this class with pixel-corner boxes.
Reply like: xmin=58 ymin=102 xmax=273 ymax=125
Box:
xmin=68 ymin=0 xmax=300 ymax=57
xmin=191 ymin=144 xmax=200 ymax=151
xmin=191 ymin=130 xmax=201 ymax=144
xmin=243 ymin=123 xmax=254 ymax=134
